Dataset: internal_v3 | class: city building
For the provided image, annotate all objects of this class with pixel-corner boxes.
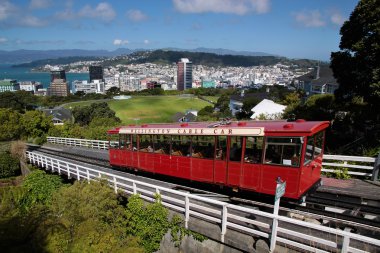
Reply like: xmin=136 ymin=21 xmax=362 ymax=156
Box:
xmin=19 ymin=81 xmax=43 ymax=93
xmin=295 ymin=66 xmax=339 ymax=97
xmin=48 ymin=69 xmax=69 ymax=96
xmin=0 ymin=79 xmax=20 ymax=92
xmin=89 ymin=65 xmax=104 ymax=82
xmin=73 ymin=80 xmax=105 ymax=94
xmin=177 ymin=58 xmax=192 ymax=91
xmin=50 ymin=70 xmax=66 ymax=83
xmin=202 ymin=80 xmax=215 ymax=88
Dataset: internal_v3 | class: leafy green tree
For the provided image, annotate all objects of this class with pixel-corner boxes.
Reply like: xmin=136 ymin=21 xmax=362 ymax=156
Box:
xmin=0 ymin=108 xmax=23 ymax=141
xmin=215 ymin=93 xmax=232 ymax=118
xmin=22 ymin=170 xmax=65 ymax=209
xmin=45 ymin=181 xmax=143 ymax=253
xmin=72 ymin=102 xmax=120 ymax=126
xmin=283 ymin=94 xmax=335 ymax=121
xmin=330 ymin=0 xmax=380 ymax=121
xmin=198 ymin=105 xmax=214 ymax=116
xmin=126 ymin=195 xmax=171 ymax=253
xmin=21 ymin=110 xmax=53 ymax=139
xmin=0 ymin=152 xmax=20 ymax=178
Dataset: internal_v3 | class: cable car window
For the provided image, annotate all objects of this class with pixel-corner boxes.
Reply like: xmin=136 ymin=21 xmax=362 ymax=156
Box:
xmin=244 ymin=137 xmax=264 ymax=164
xmin=229 ymin=136 xmax=243 ymax=162
xmin=139 ymin=135 xmax=153 ymax=152
xmin=314 ymin=131 xmax=324 ymax=158
xmin=171 ymin=135 xmax=191 ymax=156
xmin=216 ymin=136 xmax=227 ymax=160
xmin=119 ymin=134 xmax=126 ymax=149
xmin=132 ymin=135 xmax=137 ymax=151
xmin=109 ymin=134 xmax=119 ymax=149
xmin=191 ymin=136 xmax=215 ymax=159
xmin=264 ymin=137 xmax=302 ymax=167
xmin=153 ymin=135 xmax=170 ymax=154
xmin=304 ymin=136 xmax=315 ymax=164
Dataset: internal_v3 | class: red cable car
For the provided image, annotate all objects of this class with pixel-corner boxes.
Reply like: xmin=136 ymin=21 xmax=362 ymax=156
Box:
xmin=108 ymin=120 xmax=329 ymax=199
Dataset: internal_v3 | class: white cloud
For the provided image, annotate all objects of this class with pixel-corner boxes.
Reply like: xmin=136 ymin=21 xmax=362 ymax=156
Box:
xmin=29 ymin=0 xmax=51 ymax=9
xmin=143 ymin=39 xmax=149 ymax=44
xmin=113 ymin=39 xmax=129 ymax=46
xmin=330 ymin=12 xmax=345 ymax=26
xmin=79 ymin=2 xmax=116 ymax=22
xmin=0 ymin=1 xmax=17 ymax=21
xmin=0 ymin=37 xmax=8 ymax=43
xmin=19 ymin=15 xmax=48 ymax=27
xmin=172 ymin=0 xmax=270 ymax=15
xmin=294 ymin=10 xmax=325 ymax=28
xmin=126 ymin=9 xmax=148 ymax=22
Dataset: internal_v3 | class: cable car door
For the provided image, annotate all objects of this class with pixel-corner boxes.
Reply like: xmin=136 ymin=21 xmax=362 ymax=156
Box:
xmin=213 ymin=136 xmax=228 ymax=184
xmin=226 ymin=136 xmax=243 ymax=187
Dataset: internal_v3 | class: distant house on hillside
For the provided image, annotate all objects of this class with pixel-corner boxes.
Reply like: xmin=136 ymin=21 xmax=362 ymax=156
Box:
xmin=172 ymin=110 xmax=197 ymax=122
xmin=250 ymin=99 xmax=286 ymax=120
xmin=42 ymin=108 xmax=72 ymax=125
xmin=229 ymin=91 xmax=269 ymax=116
xmin=294 ymin=66 xmax=338 ymax=97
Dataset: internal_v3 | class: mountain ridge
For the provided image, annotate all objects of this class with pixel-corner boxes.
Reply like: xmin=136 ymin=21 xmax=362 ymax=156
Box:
xmin=0 ymin=47 xmax=276 ymax=64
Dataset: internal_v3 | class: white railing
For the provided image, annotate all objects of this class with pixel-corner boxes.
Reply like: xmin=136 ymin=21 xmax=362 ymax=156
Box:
xmin=46 ymin=136 xmax=113 ymax=150
xmin=322 ymin=154 xmax=376 ymax=178
xmin=26 ymin=151 xmax=380 ymax=253
xmin=46 ymin=137 xmax=379 ymax=179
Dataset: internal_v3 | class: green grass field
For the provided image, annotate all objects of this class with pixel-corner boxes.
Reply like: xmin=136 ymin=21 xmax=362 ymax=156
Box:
xmin=64 ymin=96 xmax=215 ymax=124
xmin=108 ymin=96 xmax=212 ymax=124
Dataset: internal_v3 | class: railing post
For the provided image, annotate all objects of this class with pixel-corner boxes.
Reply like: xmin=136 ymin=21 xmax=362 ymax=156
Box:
xmin=76 ymin=165 xmax=80 ymax=181
xmin=57 ymin=160 xmax=61 ymax=174
xmin=113 ymin=176 xmax=118 ymax=193
xmin=87 ymin=169 xmax=90 ymax=183
xmin=221 ymin=204 xmax=228 ymax=243
xmin=67 ymin=163 xmax=70 ymax=178
xmin=371 ymin=153 xmax=380 ymax=181
xmin=185 ymin=195 xmax=190 ymax=229
xmin=133 ymin=182 xmax=137 ymax=194
xmin=341 ymin=228 xmax=352 ymax=253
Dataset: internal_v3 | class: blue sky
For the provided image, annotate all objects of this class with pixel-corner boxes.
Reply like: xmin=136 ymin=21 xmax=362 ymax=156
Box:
xmin=0 ymin=0 xmax=359 ymax=60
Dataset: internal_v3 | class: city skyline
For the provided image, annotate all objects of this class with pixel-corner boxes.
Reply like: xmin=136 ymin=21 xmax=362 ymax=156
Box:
xmin=0 ymin=0 xmax=358 ymax=60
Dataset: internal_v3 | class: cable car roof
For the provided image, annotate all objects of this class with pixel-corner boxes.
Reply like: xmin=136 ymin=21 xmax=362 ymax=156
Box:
xmin=107 ymin=120 xmax=329 ymax=136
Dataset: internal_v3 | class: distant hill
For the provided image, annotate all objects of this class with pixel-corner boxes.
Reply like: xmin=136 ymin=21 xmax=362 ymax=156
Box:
xmin=8 ymin=49 xmax=320 ymax=69
xmin=163 ymin=47 xmax=275 ymax=57
xmin=0 ymin=47 xmax=276 ymax=64
xmin=0 ymin=48 xmax=136 ymax=64
xmin=130 ymin=50 xmax=283 ymax=67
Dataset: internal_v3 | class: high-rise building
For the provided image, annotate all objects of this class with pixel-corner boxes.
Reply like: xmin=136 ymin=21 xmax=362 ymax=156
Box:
xmin=48 ymin=70 xmax=69 ymax=96
xmin=50 ymin=70 xmax=66 ymax=82
xmin=89 ymin=66 xmax=103 ymax=82
xmin=177 ymin=58 xmax=192 ymax=91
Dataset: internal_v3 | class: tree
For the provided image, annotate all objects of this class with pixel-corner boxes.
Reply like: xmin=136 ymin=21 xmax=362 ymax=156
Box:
xmin=21 ymin=110 xmax=53 ymax=139
xmin=0 ymin=152 xmax=20 ymax=178
xmin=22 ymin=170 xmax=65 ymax=209
xmin=45 ymin=181 xmax=143 ymax=253
xmin=330 ymin=0 xmax=380 ymax=121
xmin=0 ymin=109 xmax=23 ymax=141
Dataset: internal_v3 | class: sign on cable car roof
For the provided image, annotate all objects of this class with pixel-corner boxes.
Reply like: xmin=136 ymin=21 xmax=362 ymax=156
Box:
xmin=109 ymin=120 xmax=330 ymax=136
xmin=119 ymin=126 xmax=264 ymax=136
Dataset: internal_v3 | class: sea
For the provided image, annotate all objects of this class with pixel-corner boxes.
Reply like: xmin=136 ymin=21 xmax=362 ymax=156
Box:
xmin=0 ymin=64 xmax=89 ymax=89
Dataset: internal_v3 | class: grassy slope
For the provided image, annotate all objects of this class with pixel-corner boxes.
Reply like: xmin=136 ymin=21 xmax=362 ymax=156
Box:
xmin=108 ymin=96 xmax=212 ymax=124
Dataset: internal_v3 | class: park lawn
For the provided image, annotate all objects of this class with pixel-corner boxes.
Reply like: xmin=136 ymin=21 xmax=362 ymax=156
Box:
xmin=108 ymin=96 xmax=212 ymax=124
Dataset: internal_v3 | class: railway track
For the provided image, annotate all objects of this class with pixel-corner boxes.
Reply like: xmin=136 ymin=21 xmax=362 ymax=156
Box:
xmin=28 ymin=145 xmax=380 ymax=238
